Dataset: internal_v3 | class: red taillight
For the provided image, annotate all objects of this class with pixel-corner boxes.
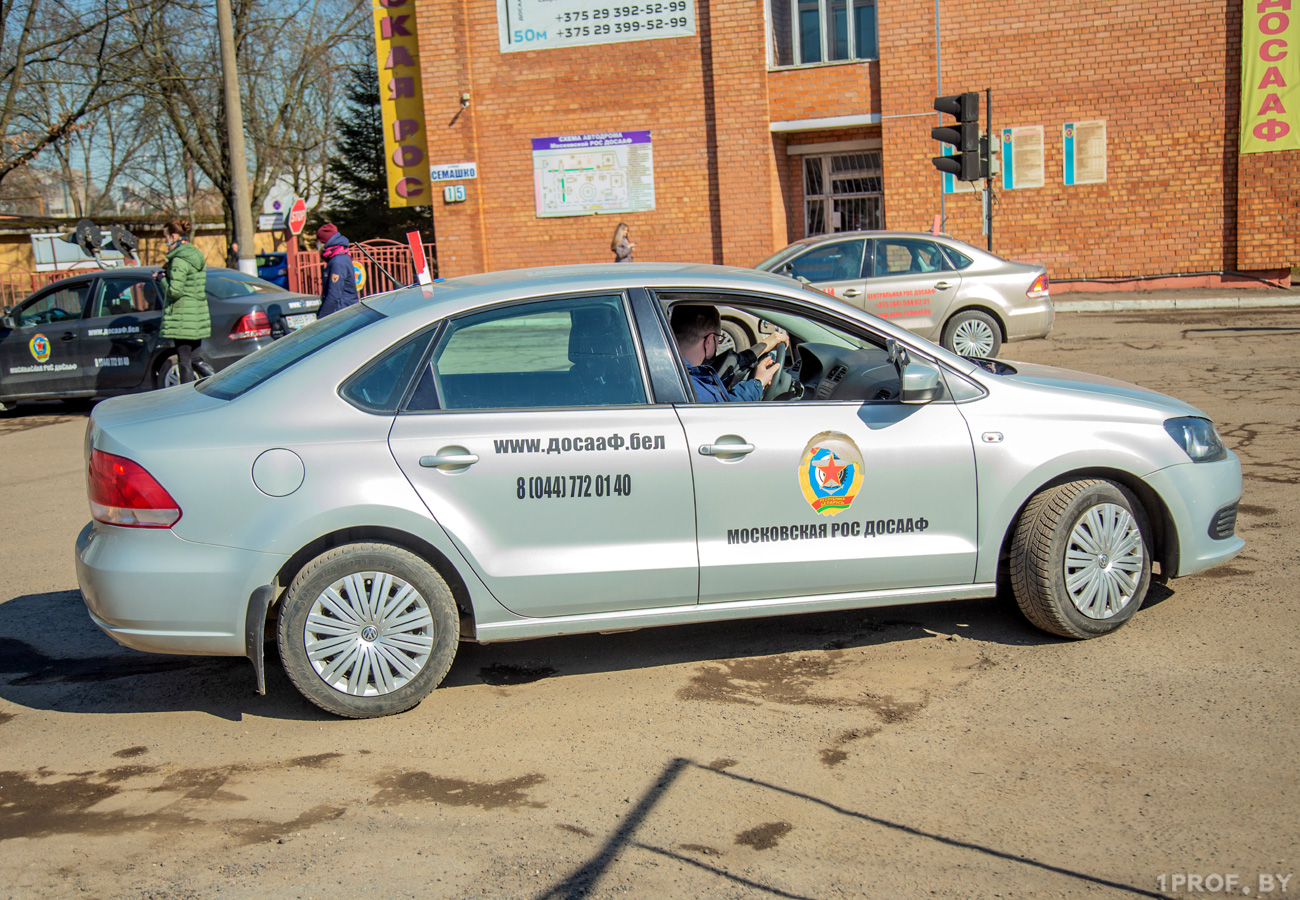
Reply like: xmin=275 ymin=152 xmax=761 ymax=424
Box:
xmin=1028 ymin=273 xmax=1050 ymax=298
xmin=229 ymin=309 xmax=271 ymax=340
xmin=88 ymin=449 xmax=181 ymax=528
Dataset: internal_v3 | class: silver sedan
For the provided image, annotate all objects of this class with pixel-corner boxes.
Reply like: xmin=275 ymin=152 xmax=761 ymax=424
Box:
xmin=754 ymin=231 xmax=1053 ymax=358
xmin=75 ymin=263 xmax=1241 ymax=717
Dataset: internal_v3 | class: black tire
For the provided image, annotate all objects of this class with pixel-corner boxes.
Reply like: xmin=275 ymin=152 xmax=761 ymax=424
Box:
xmin=941 ymin=309 xmax=1002 ymax=358
xmin=1010 ymin=480 xmax=1151 ymax=639
xmin=277 ymin=542 xmax=459 ymax=718
xmin=718 ymin=319 xmax=751 ymax=355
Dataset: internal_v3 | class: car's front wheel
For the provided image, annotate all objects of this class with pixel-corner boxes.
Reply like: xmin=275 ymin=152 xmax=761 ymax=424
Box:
xmin=942 ymin=309 xmax=1002 ymax=358
xmin=1009 ymin=479 xmax=1151 ymax=639
xmin=277 ymin=542 xmax=459 ymax=718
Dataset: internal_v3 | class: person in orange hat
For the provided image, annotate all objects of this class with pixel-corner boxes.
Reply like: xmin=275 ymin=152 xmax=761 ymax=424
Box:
xmin=315 ymin=223 xmax=360 ymax=318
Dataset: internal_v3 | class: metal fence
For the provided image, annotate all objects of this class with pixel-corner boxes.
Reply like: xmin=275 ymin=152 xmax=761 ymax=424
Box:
xmin=289 ymin=239 xmax=438 ymax=298
xmin=0 ymin=268 xmax=92 ymax=310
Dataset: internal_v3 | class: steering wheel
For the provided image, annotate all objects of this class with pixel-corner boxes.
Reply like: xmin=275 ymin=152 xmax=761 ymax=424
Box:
xmin=762 ymin=343 xmax=806 ymax=402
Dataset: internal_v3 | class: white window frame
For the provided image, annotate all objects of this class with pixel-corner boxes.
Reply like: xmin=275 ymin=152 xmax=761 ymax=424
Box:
xmin=768 ymin=0 xmax=878 ymax=68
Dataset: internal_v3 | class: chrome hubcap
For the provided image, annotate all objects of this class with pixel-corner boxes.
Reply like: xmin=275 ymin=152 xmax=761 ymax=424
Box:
xmin=304 ymin=571 xmax=434 ymax=697
xmin=952 ymin=319 xmax=996 ymax=357
xmin=1064 ymin=503 xmax=1144 ymax=619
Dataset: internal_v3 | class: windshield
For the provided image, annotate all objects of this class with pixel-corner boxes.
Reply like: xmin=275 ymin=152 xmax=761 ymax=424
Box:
xmin=206 ymin=270 xmax=286 ymax=299
xmin=753 ymin=243 xmax=807 ymax=271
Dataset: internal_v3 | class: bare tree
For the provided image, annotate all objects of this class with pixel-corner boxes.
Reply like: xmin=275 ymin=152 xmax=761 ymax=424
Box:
xmin=0 ymin=0 xmax=145 ymax=187
xmin=122 ymin=0 xmax=367 ymax=232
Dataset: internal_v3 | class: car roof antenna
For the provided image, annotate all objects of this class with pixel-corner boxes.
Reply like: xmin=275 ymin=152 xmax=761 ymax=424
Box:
xmin=350 ymin=241 xmax=404 ymax=293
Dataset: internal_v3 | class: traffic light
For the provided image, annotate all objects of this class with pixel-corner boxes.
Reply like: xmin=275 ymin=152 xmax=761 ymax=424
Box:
xmin=932 ymin=92 xmax=980 ymax=182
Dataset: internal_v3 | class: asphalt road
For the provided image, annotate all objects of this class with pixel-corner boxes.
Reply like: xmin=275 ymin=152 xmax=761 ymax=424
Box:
xmin=0 ymin=309 xmax=1296 ymax=899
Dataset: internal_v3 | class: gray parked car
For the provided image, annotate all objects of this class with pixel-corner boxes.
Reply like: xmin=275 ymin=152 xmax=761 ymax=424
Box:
xmin=0 ymin=267 xmax=319 ymax=410
xmin=754 ymin=231 xmax=1053 ymax=358
xmin=75 ymin=263 xmax=1241 ymax=718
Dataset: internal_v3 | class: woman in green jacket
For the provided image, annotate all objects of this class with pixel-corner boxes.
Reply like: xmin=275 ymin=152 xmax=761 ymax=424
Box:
xmin=157 ymin=219 xmax=210 ymax=384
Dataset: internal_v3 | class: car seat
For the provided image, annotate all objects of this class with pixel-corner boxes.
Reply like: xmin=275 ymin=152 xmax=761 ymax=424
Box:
xmin=567 ymin=305 xmax=641 ymax=405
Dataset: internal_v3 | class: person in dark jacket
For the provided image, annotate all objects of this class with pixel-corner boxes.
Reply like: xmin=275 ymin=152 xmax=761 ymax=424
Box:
xmin=315 ymin=223 xmax=360 ymax=318
xmin=157 ymin=219 xmax=210 ymax=384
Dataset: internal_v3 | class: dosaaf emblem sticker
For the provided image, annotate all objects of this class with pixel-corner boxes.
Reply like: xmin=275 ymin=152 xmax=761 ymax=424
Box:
xmin=798 ymin=431 xmax=864 ymax=516
xmin=29 ymin=334 xmax=51 ymax=364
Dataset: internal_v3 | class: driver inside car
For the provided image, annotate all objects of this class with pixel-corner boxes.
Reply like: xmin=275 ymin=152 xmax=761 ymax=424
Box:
xmin=671 ymin=304 xmax=787 ymax=402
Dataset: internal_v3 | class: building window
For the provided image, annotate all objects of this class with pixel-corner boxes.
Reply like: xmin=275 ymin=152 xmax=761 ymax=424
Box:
xmin=803 ymin=151 xmax=883 ymax=236
xmin=770 ymin=0 xmax=877 ymax=66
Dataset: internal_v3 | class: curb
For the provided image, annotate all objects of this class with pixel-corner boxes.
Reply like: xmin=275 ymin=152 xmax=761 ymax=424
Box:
xmin=1054 ymin=295 xmax=1300 ymax=312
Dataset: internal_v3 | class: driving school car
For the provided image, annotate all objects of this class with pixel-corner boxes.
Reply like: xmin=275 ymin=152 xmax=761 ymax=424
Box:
xmin=75 ymin=263 xmax=1242 ymax=718
xmin=754 ymin=231 xmax=1052 ymax=359
xmin=0 ymin=267 xmax=318 ymax=409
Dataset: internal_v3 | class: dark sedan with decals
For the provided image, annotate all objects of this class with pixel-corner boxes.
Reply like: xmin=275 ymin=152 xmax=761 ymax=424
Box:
xmin=0 ymin=267 xmax=318 ymax=410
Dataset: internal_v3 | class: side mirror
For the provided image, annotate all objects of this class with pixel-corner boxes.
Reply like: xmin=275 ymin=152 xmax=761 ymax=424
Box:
xmin=900 ymin=356 xmax=942 ymax=405
xmin=1 ymin=314 xmax=15 ymax=331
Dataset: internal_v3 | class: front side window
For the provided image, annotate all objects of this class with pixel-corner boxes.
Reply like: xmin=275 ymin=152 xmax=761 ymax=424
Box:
xmin=771 ymin=0 xmax=877 ymax=66
xmin=409 ymin=295 xmax=646 ymax=411
xmin=787 ymin=240 xmax=866 ymax=282
xmin=17 ymin=283 xmax=91 ymax=326
xmin=803 ymin=152 xmax=883 ymax=237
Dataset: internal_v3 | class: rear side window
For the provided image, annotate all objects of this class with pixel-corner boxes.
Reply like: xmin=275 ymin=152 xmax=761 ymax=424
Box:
xmin=198 ymin=303 xmax=382 ymax=400
xmin=406 ymin=294 xmax=646 ymax=411
xmin=341 ymin=328 xmax=435 ymax=413
xmin=940 ymin=245 xmax=974 ymax=269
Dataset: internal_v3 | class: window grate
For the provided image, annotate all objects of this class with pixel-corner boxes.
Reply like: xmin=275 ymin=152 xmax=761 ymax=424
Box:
xmin=804 ymin=152 xmax=883 ymax=236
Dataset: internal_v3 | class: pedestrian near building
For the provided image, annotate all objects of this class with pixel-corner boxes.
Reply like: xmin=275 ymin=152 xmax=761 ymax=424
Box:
xmin=316 ymin=223 xmax=360 ymax=318
xmin=157 ymin=219 xmax=210 ymax=384
xmin=611 ymin=222 xmax=635 ymax=262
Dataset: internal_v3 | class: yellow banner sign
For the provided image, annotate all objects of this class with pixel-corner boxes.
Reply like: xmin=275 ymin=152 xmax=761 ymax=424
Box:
xmin=373 ymin=0 xmax=430 ymax=206
xmin=1241 ymin=0 xmax=1300 ymax=153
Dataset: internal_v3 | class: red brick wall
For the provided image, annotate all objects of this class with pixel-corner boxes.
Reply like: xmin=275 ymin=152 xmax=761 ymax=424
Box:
xmin=415 ymin=0 xmax=1294 ymax=282
xmin=768 ymin=61 xmax=879 ymax=122
xmin=877 ymin=0 xmax=1294 ymax=278
xmin=417 ymin=0 xmax=782 ymax=277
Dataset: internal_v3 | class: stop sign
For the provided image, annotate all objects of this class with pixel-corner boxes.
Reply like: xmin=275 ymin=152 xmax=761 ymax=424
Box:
xmin=287 ymin=198 xmax=307 ymax=235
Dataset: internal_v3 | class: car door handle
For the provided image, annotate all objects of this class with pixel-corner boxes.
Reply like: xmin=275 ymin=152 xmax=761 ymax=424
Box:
xmin=698 ymin=443 xmax=755 ymax=457
xmin=840 ymin=288 xmax=862 ymax=298
xmin=934 ymin=281 xmax=954 ymax=290
xmin=60 ymin=331 xmax=76 ymax=341
xmin=419 ymin=452 xmax=480 ymax=468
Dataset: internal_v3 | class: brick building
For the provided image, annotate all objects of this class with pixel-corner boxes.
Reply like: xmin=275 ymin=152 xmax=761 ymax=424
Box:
xmin=402 ymin=0 xmax=1297 ymax=287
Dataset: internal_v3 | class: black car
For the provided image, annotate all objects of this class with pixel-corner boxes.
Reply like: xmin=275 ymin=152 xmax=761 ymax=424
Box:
xmin=0 ymin=267 xmax=319 ymax=409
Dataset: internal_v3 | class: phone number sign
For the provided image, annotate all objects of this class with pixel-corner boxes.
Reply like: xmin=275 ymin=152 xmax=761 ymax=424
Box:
xmin=498 ymin=0 xmax=695 ymax=53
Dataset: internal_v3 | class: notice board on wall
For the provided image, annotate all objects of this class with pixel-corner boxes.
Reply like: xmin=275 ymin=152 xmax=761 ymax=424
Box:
xmin=532 ymin=131 xmax=655 ymax=218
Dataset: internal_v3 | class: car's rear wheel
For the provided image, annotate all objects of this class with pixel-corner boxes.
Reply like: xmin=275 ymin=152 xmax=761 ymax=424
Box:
xmin=277 ymin=542 xmax=459 ymax=718
xmin=1010 ymin=479 xmax=1151 ymax=639
xmin=156 ymin=355 xmax=214 ymax=389
xmin=942 ymin=310 xmax=1002 ymax=358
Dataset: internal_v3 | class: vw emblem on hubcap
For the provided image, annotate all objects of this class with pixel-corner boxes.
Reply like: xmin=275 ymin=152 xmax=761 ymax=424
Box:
xmin=1098 ymin=553 xmax=1110 ymax=568
xmin=360 ymin=625 xmax=379 ymax=642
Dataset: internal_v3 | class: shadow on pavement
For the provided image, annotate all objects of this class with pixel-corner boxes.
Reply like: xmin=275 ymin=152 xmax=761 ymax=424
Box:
xmin=0 ymin=584 xmax=1177 ymax=720
xmin=535 ymin=756 xmax=1180 ymax=900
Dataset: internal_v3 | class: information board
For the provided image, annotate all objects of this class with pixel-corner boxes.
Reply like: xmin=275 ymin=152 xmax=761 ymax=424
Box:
xmin=499 ymin=0 xmax=694 ymax=53
xmin=532 ymin=131 xmax=655 ymax=218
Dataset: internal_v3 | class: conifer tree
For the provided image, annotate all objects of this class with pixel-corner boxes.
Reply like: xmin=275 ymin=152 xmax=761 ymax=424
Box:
xmin=321 ymin=65 xmax=433 ymax=246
